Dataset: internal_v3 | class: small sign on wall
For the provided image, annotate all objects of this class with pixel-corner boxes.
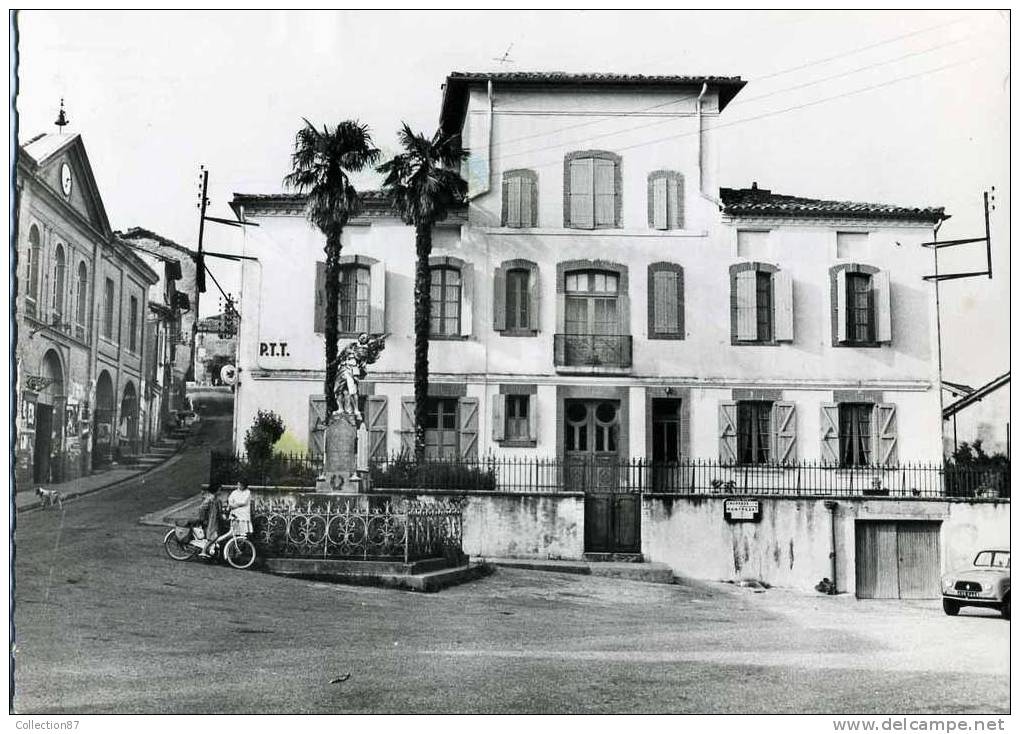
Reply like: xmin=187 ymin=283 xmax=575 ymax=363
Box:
xmin=724 ymin=498 xmax=762 ymax=523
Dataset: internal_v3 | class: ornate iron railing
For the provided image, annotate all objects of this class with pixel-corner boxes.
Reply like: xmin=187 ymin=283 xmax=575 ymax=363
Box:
xmin=251 ymin=495 xmax=463 ymax=562
xmin=554 ymin=334 xmax=633 ymax=368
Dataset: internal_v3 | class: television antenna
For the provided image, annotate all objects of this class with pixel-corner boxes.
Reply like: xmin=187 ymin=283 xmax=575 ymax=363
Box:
xmin=492 ymin=43 xmax=515 ymax=65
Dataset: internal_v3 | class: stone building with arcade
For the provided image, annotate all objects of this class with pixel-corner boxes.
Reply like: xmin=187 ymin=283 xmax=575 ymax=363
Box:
xmin=15 ymin=131 xmax=159 ymax=485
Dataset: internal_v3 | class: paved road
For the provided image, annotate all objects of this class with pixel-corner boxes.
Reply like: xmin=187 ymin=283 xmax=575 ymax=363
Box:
xmin=12 ymin=418 xmax=1010 ymax=714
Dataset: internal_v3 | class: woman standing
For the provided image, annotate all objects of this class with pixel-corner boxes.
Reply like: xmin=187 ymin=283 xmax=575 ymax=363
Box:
xmin=227 ymin=480 xmax=252 ymax=537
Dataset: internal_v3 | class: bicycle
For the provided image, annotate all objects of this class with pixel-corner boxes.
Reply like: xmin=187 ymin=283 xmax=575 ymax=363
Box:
xmin=163 ymin=520 xmax=257 ymax=570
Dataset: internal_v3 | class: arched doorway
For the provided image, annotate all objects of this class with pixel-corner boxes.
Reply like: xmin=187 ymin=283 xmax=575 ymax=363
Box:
xmin=93 ymin=370 xmax=115 ymax=469
xmin=119 ymin=381 xmax=139 ymax=459
xmin=33 ymin=350 xmax=65 ymax=483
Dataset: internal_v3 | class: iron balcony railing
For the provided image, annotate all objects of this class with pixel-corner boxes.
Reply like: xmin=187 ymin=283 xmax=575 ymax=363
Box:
xmin=210 ymin=451 xmax=1009 ymax=500
xmin=554 ymin=334 xmax=633 ymax=368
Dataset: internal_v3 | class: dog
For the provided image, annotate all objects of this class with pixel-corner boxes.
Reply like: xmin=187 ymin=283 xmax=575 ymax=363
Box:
xmin=35 ymin=487 xmax=64 ymax=510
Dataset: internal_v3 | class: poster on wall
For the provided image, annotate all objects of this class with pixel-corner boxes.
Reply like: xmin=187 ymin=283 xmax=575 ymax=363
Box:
xmin=22 ymin=393 xmax=36 ymax=430
xmin=66 ymin=404 xmax=79 ymax=439
xmin=96 ymin=422 xmax=112 ymax=443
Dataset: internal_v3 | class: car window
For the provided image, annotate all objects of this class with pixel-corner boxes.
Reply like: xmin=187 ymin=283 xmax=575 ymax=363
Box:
xmin=974 ymin=551 xmax=1010 ymax=568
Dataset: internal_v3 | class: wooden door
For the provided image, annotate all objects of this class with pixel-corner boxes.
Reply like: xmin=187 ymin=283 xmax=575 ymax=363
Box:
xmin=856 ymin=521 xmax=942 ymax=599
xmin=651 ymin=398 xmax=683 ymax=491
xmin=896 ymin=522 xmax=941 ymax=599
xmin=33 ymin=405 xmax=53 ymax=483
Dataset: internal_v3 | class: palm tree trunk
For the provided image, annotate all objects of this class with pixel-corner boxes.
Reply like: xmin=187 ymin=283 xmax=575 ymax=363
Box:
xmin=324 ymin=230 xmax=342 ymax=418
xmin=412 ymin=222 xmax=432 ymax=461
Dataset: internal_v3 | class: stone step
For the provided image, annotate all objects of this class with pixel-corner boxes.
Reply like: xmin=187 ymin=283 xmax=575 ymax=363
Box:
xmin=480 ymin=557 xmax=675 ymax=585
xmin=262 ymin=557 xmax=492 ymax=592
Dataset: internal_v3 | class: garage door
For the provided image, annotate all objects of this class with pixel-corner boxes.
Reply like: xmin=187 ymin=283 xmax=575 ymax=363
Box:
xmin=855 ymin=521 xmax=941 ymax=599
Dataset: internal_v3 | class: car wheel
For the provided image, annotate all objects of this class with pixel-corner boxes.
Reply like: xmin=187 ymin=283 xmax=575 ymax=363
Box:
xmin=942 ymin=599 xmax=960 ymax=616
xmin=1001 ymin=596 xmax=1010 ymax=620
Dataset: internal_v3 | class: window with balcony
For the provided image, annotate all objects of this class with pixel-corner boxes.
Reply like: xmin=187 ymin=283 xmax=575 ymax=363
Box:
xmin=556 ymin=269 xmax=631 ymax=368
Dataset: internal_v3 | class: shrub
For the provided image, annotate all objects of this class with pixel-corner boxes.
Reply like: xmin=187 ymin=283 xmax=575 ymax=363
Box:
xmin=370 ymin=452 xmax=497 ymax=491
xmin=244 ymin=410 xmax=285 ymax=467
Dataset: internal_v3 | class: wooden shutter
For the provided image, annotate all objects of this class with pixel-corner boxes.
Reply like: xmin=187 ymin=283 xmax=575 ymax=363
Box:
xmin=652 ymin=177 xmax=668 ymax=230
xmin=772 ymin=402 xmax=797 ymax=464
xmin=493 ymin=266 xmax=507 ymax=331
xmin=491 ymin=396 xmax=505 ymax=441
xmin=527 ymin=266 xmax=540 ymax=331
xmin=369 ymin=260 xmax=386 ymax=334
xmin=308 ymin=396 xmax=327 ymax=458
xmin=506 ymin=176 xmax=522 ymax=228
xmin=458 ymin=397 xmax=479 ymax=459
xmin=594 ymin=158 xmax=616 ymax=227
xmin=460 ymin=262 xmax=474 ymax=337
xmin=520 ymin=176 xmax=535 ymax=227
xmin=500 ymin=177 xmax=509 ymax=227
xmin=719 ymin=401 xmax=738 ymax=463
xmin=874 ymin=403 xmax=898 ymax=467
xmin=399 ymin=396 xmax=415 ymax=453
xmin=835 ymin=271 xmax=848 ymax=343
xmin=773 ymin=269 xmax=794 ymax=342
xmin=735 ymin=270 xmax=758 ymax=341
xmin=652 ymin=270 xmax=679 ymax=334
xmin=527 ymin=394 xmax=538 ymax=441
xmin=366 ymin=395 xmax=388 ymax=460
xmin=874 ymin=270 xmax=892 ymax=343
xmin=820 ymin=403 xmax=840 ymax=466
xmin=569 ymin=159 xmax=594 ymax=228
xmin=668 ymin=176 xmax=683 ymax=229
xmin=313 ymin=261 xmax=326 ymax=334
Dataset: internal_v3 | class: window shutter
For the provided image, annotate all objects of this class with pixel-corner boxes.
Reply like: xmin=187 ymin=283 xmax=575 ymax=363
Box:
xmin=527 ymin=266 xmax=540 ymax=331
xmin=527 ymin=393 xmax=538 ymax=440
xmin=491 ymin=397 xmax=505 ymax=441
xmin=493 ymin=265 xmax=507 ymax=331
xmin=652 ymin=177 xmax=668 ymax=230
xmin=719 ymin=401 xmax=738 ymax=463
xmin=313 ymin=261 xmax=326 ymax=334
xmin=874 ymin=270 xmax=892 ymax=343
xmin=652 ymin=270 xmax=679 ymax=334
xmin=520 ymin=176 xmax=535 ymax=227
xmin=500 ymin=177 xmax=509 ymax=227
xmin=369 ymin=260 xmax=386 ymax=334
xmin=399 ymin=397 xmax=415 ymax=453
xmin=773 ymin=269 xmax=794 ymax=342
xmin=366 ymin=395 xmax=388 ymax=461
xmin=820 ymin=403 xmax=840 ymax=466
xmin=772 ymin=402 xmax=797 ymax=464
xmin=308 ymin=396 xmax=327 ymax=458
xmin=668 ymin=176 xmax=683 ymax=229
xmin=594 ymin=158 xmax=616 ymax=226
xmin=460 ymin=262 xmax=474 ymax=337
xmin=569 ymin=159 xmax=594 ymax=228
xmin=874 ymin=403 xmax=898 ymax=467
xmin=835 ymin=271 xmax=848 ymax=343
xmin=735 ymin=270 xmax=758 ymax=341
xmin=506 ymin=176 xmax=522 ymax=228
xmin=458 ymin=397 xmax=479 ymax=459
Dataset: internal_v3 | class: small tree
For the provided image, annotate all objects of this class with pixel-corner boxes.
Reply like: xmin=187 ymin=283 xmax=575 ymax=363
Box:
xmin=244 ymin=410 xmax=286 ymax=467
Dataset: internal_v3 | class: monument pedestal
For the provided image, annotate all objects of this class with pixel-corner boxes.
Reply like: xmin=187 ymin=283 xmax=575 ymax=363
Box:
xmin=316 ymin=418 xmax=370 ymax=493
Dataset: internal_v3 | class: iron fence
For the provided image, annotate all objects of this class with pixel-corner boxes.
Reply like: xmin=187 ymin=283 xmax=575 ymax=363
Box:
xmin=553 ymin=334 xmax=633 ymax=368
xmin=211 ymin=450 xmax=1008 ymax=499
xmin=251 ymin=495 xmax=464 ymax=563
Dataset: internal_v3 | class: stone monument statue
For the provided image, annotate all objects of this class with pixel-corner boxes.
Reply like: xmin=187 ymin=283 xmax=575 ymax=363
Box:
xmin=318 ymin=333 xmax=387 ymax=493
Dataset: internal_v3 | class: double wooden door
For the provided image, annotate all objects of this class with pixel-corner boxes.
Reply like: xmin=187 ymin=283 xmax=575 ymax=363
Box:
xmin=855 ymin=521 xmax=941 ymax=599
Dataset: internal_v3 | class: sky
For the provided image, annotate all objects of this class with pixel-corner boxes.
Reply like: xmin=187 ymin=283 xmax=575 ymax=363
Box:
xmin=13 ymin=10 xmax=1010 ymax=437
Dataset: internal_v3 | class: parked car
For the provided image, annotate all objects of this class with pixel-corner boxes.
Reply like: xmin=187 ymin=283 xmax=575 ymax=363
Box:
xmin=941 ymin=550 xmax=1010 ymax=619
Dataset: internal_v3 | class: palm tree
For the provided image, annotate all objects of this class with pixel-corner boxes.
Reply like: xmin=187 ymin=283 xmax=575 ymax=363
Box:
xmin=284 ymin=120 xmax=379 ymax=417
xmin=378 ymin=124 xmax=467 ymax=460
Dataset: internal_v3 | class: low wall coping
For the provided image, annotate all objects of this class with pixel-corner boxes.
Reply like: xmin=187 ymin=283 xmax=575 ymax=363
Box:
xmin=236 ymin=485 xmax=585 ymax=499
xmin=641 ymin=493 xmax=1010 ymax=505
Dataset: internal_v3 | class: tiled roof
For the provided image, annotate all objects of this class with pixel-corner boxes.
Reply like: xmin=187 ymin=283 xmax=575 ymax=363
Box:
xmin=229 ymin=191 xmax=467 ymax=220
xmin=118 ymin=227 xmax=194 ymax=254
xmin=720 ymin=185 xmax=946 ymax=223
xmin=440 ymin=71 xmax=747 ymax=133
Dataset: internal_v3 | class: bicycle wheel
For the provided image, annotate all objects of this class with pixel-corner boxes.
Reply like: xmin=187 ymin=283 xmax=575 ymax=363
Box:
xmin=224 ymin=537 xmax=256 ymax=570
xmin=164 ymin=530 xmax=198 ymax=561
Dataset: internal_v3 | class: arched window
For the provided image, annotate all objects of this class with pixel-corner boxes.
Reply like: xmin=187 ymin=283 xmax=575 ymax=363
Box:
xmin=647 ymin=171 xmax=684 ymax=230
xmin=52 ymin=244 xmax=66 ymax=319
xmin=26 ymin=225 xmax=41 ymax=305
xmin=75 ymin=262 xmax=88 ymax=327
xmin=563 ymin=151 xmax=621 ymax=229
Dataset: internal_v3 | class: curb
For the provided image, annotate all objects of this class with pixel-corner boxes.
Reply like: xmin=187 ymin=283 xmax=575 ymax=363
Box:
xmin=138 ymin=492 xmax=204 ymax=528
xmin=16 ymin=437 xmax=190 ymax=513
